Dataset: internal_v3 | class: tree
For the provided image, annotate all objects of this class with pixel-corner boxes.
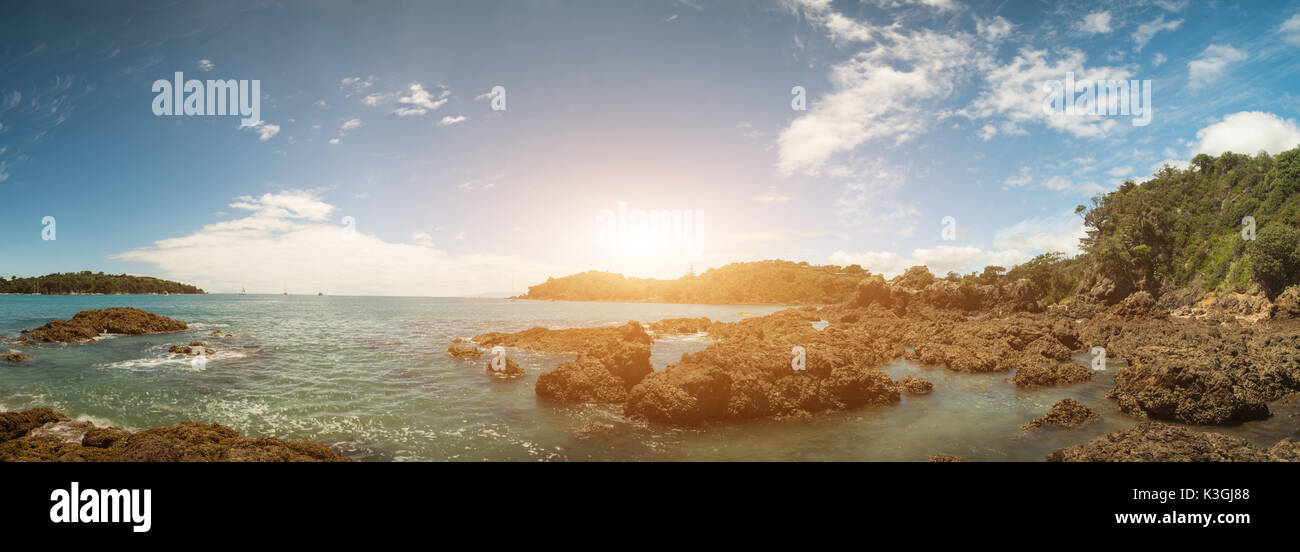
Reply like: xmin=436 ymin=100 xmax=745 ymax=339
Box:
xmin=1248 ymin=224 xmax=1300 ymax=296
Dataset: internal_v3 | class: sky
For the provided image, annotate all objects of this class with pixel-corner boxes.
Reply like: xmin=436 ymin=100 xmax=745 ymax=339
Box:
xmin=2 ymin=0 xmax=1299 ymax=296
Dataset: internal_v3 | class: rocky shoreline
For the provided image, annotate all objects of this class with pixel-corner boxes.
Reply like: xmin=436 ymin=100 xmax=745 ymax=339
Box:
xmin=0 ymin=407 xmax=346 ymax=462
xmin=456 ymin=273 xmax=1300 ymax=460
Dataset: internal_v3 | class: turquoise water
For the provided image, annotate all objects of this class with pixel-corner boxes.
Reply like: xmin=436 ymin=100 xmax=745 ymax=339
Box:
xmin=2 ymin=295 xmax=1295 ymax=461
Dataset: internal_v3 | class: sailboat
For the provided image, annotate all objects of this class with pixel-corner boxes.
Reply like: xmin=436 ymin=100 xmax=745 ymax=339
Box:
xmin=240 ymin=286 xmax=246 ymax=295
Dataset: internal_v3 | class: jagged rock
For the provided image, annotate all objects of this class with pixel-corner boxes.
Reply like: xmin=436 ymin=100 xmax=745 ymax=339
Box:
xmin=0 ymin=408 xmax=69 ymax=441
xmin=648 ymin=317 xmax=712 ymax=335
xmin=1022 ymin=399 xmax=1099 ymax=431
xmin=901 ymin=375 xmax=933 ymax=395
xmin=1047 ymin=422 xmax=1293 ymax=462
xmin=1271 ymin=286 xmax=1300 ymax=319
xmin=1012 ymin=362 xmax=1094 ymax=388
xmin=169 ymin=345 xmax=214 ymax=356
xmin=446 ymin=343 xmax=483 ymax=359
xmin=0 ymin=407 xmax=347 ymax=462
xmin=22 ymin=307 xmax=188 ymax=343
xmin=485 ymin=356 xmax=525 ymax=378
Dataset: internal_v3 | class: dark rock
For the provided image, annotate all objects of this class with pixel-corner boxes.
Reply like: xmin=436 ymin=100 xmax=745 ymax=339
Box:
xmin=447 ymin=344 xmax=483 ymax=359
xmin=22 ymin=307 xmax=188 ymax=343
xmin=1022 ymin=399 xmax=1099 ymax=431
xmin=901 ymin=375 xmax=933 ymax=395
xmin=1047 ymin=422 xmax=1292 ymax=462
xmin=1012 ymin=362 xmax=1094 ymax=388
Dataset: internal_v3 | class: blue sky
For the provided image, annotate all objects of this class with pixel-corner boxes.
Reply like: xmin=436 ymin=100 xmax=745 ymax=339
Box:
xmin=2 ymin=0 xmax=1299 ymax=296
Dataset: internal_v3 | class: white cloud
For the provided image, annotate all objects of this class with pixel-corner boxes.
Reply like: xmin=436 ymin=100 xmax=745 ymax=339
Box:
xmin=0 ymin=160 xmax=8 ymax=183
xmin=437 ymin=115 xmax=466 ymax=126
xmin=394 ymin=83 xmax=449 ymax=117
xmin=1003 ymin=166 xmax=1032 ymax=188
xmin=1152 ymin=53 xmax=1167 ymax=67
xmin=242 ymin=120 xmax=280 ymax=141
xmin=1282 ymin=14 xmax=1300 ymax=45
xmin=339 ymin=118 xmax=363 ymax=135
xmin=777 ymin=10 xmax=976 ymax=173
xmin=197 ymin=59 xmax=214 ymax=71
xmin=1077 ymin=11 xmax=1112 ymax=35
xmin=314 ymin=99 xmax=327 ymax=108
xmin=410 ymin=232 xmax=436 ymax=247
xmin=1132 ymin=15 xmax=1183 ymax=51
xmin=1153 ymin=0 xmax=1188 ymax=11
xmin=1193 ymin=111 xmax=1300 ymax=156
xmin=340 ymin=76 xmax=374 ymax=96
xmin=328 ymin=138 xmax=340 ymax=145
xmin=1188 ymin=44 xmax=1246 ymax=89
xmin=975 ymin=15 xmax=1014 ymax=42
xmin=112 ymin=190 xmax=569 ymax=296
xmin=963 ymin=48 xmax=1131 ymax=139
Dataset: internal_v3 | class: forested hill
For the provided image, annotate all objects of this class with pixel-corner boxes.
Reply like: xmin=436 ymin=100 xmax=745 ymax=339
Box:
xmin=1072 ymin=146 xmax=1300 ymax=302
xmin=0 ymin=272 xmax=205 ymax=295
xmin=518 ymin=261 xmax=871 ymax=304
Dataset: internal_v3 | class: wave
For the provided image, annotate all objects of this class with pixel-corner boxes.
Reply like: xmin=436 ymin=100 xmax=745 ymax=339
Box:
xmin=96 ymin=347 xmax=250 ymax=371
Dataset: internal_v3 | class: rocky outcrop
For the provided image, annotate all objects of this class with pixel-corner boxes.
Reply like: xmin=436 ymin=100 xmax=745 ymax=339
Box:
xmin=901 ymin=375 xmax=933 ymax=395
xmin=0 ymin=407 xmax=347 ymax=462
xmin=476 ymin=322 xmax=654 ymax=401
xmin=1273 ymin=286 xmax=1300 ymax=319
xmin=1012 ymin=362 xmax=1094 ymax=388
xmin=1047 ymin=422 xmax=1295 ymax=462
xmin=169 ymin=342 xmax=214 ymax=356
xmin=3 ymin=349 xmax=29 ymax=363
xmin=927 ymin=454 xmax=963 ymax=462
xmin=648 ymin=317 xmax=712 ymax=335
xmin=447 ymin=344 xmax=483 ymax=359
xmin=1022 ymin=398 xmax=1099 ymax=431
xmin=22 ymin=308 xmax=188 ymax=343
xmin=485 ymin=356 xmax=525 ymax=378
xmin=624 ymin=310 xmax=901 ymax=426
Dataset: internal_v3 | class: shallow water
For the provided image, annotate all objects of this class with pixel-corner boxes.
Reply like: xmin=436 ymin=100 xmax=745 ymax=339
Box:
xmin=1 ymin=295 xmax=1295 ymax=461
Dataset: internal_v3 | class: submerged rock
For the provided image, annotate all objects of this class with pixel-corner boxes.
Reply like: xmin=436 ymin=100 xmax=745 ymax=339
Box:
xmin=22 ymin=307 xmax=187 ymax=343
xmin=0 ymin=407 xmax=347 ymax=462
xmin=1047 ymin=422 xmax=1293 ymax=462
xmin=3 ymin=349 xmax=29 ymax=363
xmin=1022 ymin=399 xmax=1099 ymax=431
xmin=169 ymin=344 xmax=214 ymax=356
xmin=575 ymin=421 xmax=616 ymax=440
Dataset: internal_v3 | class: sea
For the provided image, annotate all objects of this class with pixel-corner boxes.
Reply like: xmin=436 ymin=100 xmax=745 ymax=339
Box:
xmin=2 ymin=294 xmax=1295 ymax=461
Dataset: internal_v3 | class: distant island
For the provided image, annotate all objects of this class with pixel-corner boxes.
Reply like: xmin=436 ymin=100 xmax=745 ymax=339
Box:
xmin=0 ymin=272 xmax=205 ymax=295
xmin=518 ymin=260 xmax=869 ymax=304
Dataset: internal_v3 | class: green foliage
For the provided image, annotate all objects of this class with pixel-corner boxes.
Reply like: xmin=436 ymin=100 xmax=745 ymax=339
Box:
xmin=0 ymin=272 xmax=205 ymax=295
xmin=1078 ymin=146 xmax=1300 ymax=296
xmin=1247 ymin=224 xmax=1300 ymax=296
